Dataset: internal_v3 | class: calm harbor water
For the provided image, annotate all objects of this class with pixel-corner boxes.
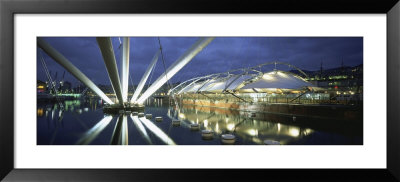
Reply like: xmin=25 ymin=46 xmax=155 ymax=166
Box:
xmin=37 ymin=98 xmax=362 ymax=145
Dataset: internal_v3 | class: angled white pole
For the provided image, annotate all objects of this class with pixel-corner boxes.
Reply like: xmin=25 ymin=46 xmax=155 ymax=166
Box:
xmin=136 ymin=37 xmax=214 ymax=104
xmin=96 ymin=37 xmax=124 ymax=105
xmin=37 ymin=38 xmax=114 ymax=105
xmin=167 ymin=76 xmax=201 ymax=95
xmin=177 ymin=76 xmax=208 ymax=94
xmin=130 ymin=50 xmax=160 ymax=103
xmin=167 ymin=73 xmax=218 ymax=95
xmin=121 ymin=37 xmax=130 ymax=102
xmin=222 ymin=73 xmax=245 ymax=92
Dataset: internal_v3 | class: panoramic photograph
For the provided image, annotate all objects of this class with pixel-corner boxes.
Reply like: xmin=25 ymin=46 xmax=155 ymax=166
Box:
xmin=36 ymin=37 xmax=363 ymax=145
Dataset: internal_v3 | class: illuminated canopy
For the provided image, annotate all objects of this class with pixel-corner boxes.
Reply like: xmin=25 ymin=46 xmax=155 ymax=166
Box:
xmin=240 ymin=70 xmax=313 ymax=93
xmin=170 ymin=61 xmax=319 ymax=94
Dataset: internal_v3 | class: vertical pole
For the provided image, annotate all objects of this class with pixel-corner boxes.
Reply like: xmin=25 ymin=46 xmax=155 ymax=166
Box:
xmin=121 ymin=37 xmax=130 ymax=102
xmin=96 ymin=37 xmax=124 ymax=105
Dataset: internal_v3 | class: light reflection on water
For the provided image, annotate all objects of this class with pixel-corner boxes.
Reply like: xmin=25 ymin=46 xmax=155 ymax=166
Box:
xmin=76 ymin=115 xmax=113 ymax=145
xmin=169 ymin=105 xmax=314 ymax=145
xmin=37 ymin=98 xmax=361 ymax=145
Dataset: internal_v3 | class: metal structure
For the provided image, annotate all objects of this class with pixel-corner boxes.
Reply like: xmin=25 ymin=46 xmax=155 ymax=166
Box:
xmin=121 ymin=37 xmax=130 ymax=102
xmin=130 ymin=50 xmax=159 ymax=103
xmin=38 ymin=38 xmax=114 ymax=105
xmin=38 ymin=51 xmax=64 ymax=109
xmin=39 ymin=37 xmax=214 ymax=108
xmin=96 ymin=37 xmax=124 ymax=105
xmin=169 ymin=61 xmax=316 ymax=95
xmin=136 ymin=37 xmax=215 ymax=104
xmin=240 ymin=70 xmax=313 ymax=93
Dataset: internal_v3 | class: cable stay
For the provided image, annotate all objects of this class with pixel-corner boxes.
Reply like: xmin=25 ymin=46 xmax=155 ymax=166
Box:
xmin=158 ymin=37 xmax=179 ymax=108
xmin=226 ymin=90 xmax=251 ymax=103
xmin=39 ymin=50 xmax=64 ymax=110
xmin=157 ymin=38 xmax=173 ymax=91
xmin=81 ymin=87 xmax=89 ymax=95
xmin=290 ymin=91 xmax=309 ymax=103
xmin=129 ymin=73 xmax=135 ymax=96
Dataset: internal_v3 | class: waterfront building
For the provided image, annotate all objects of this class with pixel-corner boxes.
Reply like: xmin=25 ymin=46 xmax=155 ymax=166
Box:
xmin=170 ymin=62 xmax=362 ymax=123
xmin=37 ymin=80 xmax=47 ymax=93
xmin=172 ymin=62 xmax=337 ymax=105
xmin=304 ymin=64 xmax=363 ymax=94
xmin=60 ymin=81 xmax=72 ymax=93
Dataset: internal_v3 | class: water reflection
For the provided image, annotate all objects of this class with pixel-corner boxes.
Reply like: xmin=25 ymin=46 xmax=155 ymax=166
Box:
xmin=37 ymin=98 xmax=361 ymax=145
xmin=138 ymin=117 xmax=176 ymax=145
xmin=130 ymin=115 xmax=152 ymax=144
xmin=37 ymin=108 xmax=44 ymax=117
xmin=37 ymin=99 xmax=103 ymax=119
xmin=110 ymin=115 xmax=129 ymax=145
xmin=173 ymin=105 xmax=314 ymax=144
xmin=76 ymin=116 xmax=113 ymax=145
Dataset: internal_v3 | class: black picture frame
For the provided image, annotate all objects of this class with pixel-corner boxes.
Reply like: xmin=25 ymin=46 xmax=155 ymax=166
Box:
xmin=1 ymin=0 xmax=399 ymax=181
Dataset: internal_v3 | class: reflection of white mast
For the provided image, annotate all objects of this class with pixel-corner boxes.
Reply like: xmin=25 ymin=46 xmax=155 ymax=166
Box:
xmin=110 ymin=115 xmax=129 ymax=145
xmin=130 ymin=115 xmax=152 ymax=144
xmin=138 ymin=117 xmax=176 ymax=145
xmin=121 ymin=115 xmax=129 ymax=145
xmin=51 ymin=105 xmax=55 ymax=120
xmin=76 ymin=116 xmax=113 ymax=145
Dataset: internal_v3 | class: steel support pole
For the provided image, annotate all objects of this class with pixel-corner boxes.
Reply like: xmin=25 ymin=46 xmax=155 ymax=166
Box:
xmin=130 ymin=50 xmax=159 ymax=103
xmin=222 ymin=73 xmax=246 ymax=93
xmin=136 ymin=37 xmax=214 ymax=104
xmin=37 ymin=38 xmax=114 ymax=105
xmin=121 ymin=37 xmax=130 ymax=102
xmin=96 ymin=37 xmax=124 ymax=105
xmin=168 ymin=76 xmax=201 ymax=95
xmin=177 ymin=77 xmax=205 ymax=94
xmin=196 ymin=77 xmax=215 ymax=93
xmin=168 ymin=73 xmax=218 ymax=95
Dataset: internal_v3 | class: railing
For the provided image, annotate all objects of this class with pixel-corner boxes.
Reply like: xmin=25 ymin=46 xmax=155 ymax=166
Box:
xmin=177 ymin=93 xmax=362 ymax=105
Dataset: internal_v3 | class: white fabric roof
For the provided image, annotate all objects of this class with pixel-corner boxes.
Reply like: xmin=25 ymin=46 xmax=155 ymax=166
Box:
xmin=178 ymin=70 xmax=315 ymax=94
xmin=225 ymin=75 xmax=254 ymax=91
xmin=197 ymin=75 xmax=254 ymax=93
xmin=198 ymin=78 xmax=221 ymax=92
xmin=200 ymin=76 xmax=232 ymax=93
xmin=240 ymin=70 xmax=313 ymax=92
xmin=180 ymin=83 xmax=203 ymax=93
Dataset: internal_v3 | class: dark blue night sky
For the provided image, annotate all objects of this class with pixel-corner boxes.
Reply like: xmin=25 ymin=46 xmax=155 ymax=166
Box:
xmin=37 ymin=37 xmax=363 ymax=87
